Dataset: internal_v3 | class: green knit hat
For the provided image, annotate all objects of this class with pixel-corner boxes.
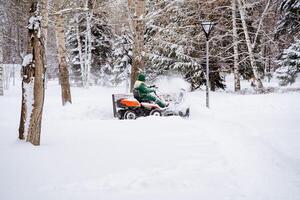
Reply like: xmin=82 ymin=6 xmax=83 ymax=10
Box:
xmin=137 ymin=73 xmax=146 ymax=81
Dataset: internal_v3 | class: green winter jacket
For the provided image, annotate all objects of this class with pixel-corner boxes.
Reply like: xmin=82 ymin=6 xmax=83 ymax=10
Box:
xmin=134 ymin=80 xmax=155 ymax=97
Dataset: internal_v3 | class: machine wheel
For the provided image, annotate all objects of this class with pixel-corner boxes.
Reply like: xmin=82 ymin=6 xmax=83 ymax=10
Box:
xmin=117 ymin=110 xmax=126 ymax=119
xmin=124 ymin=110 xmax=137 ymax=120
xmin=149 ymin=109 xmax=162 ymax=117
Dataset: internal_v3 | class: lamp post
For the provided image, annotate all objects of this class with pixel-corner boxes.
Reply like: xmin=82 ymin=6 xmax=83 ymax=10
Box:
xmin=201 ymin=21 xmax=215 ymax=108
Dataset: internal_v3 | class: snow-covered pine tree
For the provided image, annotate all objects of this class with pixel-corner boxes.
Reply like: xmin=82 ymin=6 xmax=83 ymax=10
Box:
xmin=276 ymin=0 xmax=300 ymax=37
xmin=145 ymin=0 xmax=225 ymax=91
xmin=66 ymin=11 xmax=114 ymax=86
xmin=91 ymin=15 xmax=114 ymax=85
xmin=274 ymin=0 xmax=300 ymax=85
xmin=112 ymin=29 xmax=132 ymax=87
xmin=276 ymin=40 xmax=300 ymax=86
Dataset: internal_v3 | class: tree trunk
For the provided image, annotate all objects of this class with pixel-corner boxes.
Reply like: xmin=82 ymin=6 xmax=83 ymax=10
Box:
xmin=27 ymin=34 xmax=45 ymax=146
xmin=83 ymin=0 xmax=94 ymax=88
xmin=237 ymin=0 xmax=263 ymax=89
xmin=53 ymin=0 xmax=72 ymax=104
xmin=75 ymin=14 xmax=85 ymax=87
xmin=232 ymin=0 xmax=241 ymax=91
xmin=19 ymin=0 xmax=46 ymax=145
xmin=129 ymin=0 xmax=145 ymax=91
xmin=41 ymin=0 xmax=49 ymax=88
xmin=19 ymin=56 xmax=35 ymax=140
xmin=54 ymin=13 xmax=72 ymax=105
xmin=86 ymin=10 xmax=92 ymax=87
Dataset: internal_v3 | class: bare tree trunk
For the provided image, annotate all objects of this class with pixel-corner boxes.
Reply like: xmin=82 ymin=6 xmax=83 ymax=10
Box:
xmin=129 ymin=0 xmax=145 ymax=91
xmin=27 ymin=35 xmax=45 ymax=145
xmin=75 ymin=14 xmax=85 ymax=86
xmin=237 ymin=0 xmax=263 ymax=89
xmin=18 ymin=0 xmax=46 ymax=145
xmin=41 ymin=0 xmax=49 ymax=53
xmin=54 ymin=13 xmax=72 ymax=105
xmin=27 ymin=0 xmax=47 ymax=146
xmin=232 ymin=0 xmax=241 ymax=91
xmin=41 ymin=0 xmax=49 ymax=88
xmin=54 ymin=0 xmax=72 ymax=104
xmin=86 ymin=10 xmax=92 ymax=87
xmin=82 ymin=0 xmax=95 ymax=88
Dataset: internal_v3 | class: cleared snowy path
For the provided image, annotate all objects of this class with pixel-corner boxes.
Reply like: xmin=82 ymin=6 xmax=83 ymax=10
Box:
xmin=0 ymin=82 xmax=300 ymax=200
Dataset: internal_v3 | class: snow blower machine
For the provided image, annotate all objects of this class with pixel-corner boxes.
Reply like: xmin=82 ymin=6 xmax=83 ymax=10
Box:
xmin=112 ymin=88 xmax=190 ymax=120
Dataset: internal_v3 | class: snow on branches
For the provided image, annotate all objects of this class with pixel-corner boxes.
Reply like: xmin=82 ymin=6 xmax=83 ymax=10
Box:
xmin=27 ymin=2 xmax=42 ymax=38
xmin=276 ymin=40 xmax=300 ymax=86
xmin=28 ymin=16 xmax=42 ymax=31
xmin=22 ymin=54 xmax=33 ymax=67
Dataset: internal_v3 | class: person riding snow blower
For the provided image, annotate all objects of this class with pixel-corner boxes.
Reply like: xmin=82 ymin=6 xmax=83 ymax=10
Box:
xmin=112 ymin=73 xmax=190 ymax=119
xmin=133 ymin=73 xmax=168 ymax=108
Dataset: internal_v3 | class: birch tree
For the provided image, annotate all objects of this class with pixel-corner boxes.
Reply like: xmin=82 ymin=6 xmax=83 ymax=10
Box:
xmin=232 ymin=0 xmax=240 ymax=91
xmin=19 ymin=0 xmax=47 ymax=145
xmin=54 ymin=0 xmax=72 ymax=105
xmin=237 ymin=0 xmax=264 ymax=89
xmin=81 ymin=0 xmax=94 ymax=88
xmin=75 ymin=14 xmax=85 ymax=85
xmin=66 ymin=3 xmax=113 ymax=86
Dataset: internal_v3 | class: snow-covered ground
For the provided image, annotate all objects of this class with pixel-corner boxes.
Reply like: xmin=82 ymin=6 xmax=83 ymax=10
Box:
xmin=1 ymin=78 xmax=300 ymax=200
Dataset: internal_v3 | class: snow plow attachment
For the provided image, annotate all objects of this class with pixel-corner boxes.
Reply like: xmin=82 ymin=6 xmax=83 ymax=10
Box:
xmin=112 ymin=92 xmax=190 ymax=120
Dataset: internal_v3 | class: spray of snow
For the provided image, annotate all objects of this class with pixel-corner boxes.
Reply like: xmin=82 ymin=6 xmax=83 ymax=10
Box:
xmin=154 ymin=75 xmax=190 ymax=93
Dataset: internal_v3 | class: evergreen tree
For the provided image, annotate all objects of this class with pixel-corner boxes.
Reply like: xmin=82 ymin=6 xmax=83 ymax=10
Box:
xmin=276 ymin=0 xmax=300 ymax=37
xmin=112 ymin=30 xmax=132 ymax=86
xmin=145 ymin=0 xmax=226 ymax=91
xmin=276 ymin=40 xmax=300 ymax=86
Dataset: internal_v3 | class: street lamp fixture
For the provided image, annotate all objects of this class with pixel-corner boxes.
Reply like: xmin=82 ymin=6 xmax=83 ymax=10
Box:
xmin=201 ymin=21 xmax=215 ymax=108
